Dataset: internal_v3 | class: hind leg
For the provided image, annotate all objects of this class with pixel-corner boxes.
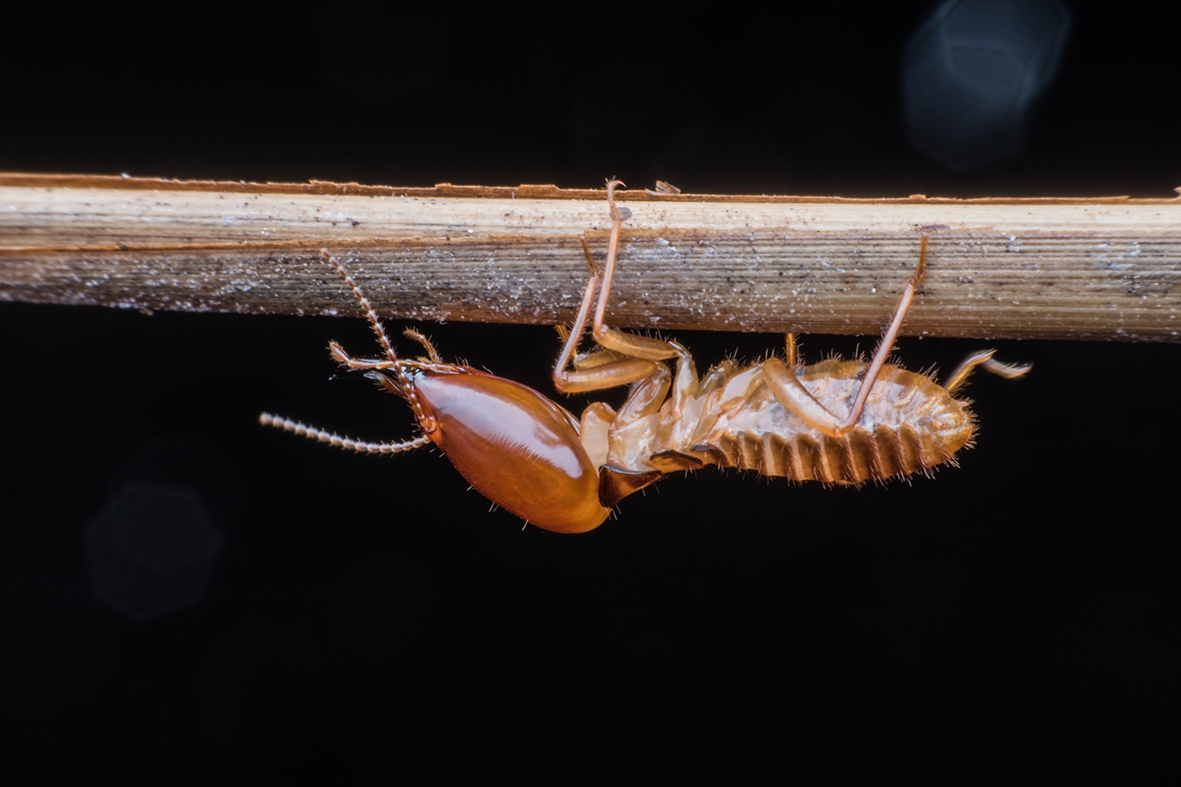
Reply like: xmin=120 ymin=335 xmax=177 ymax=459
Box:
xmin=764 ymin=230 xmax=934 ymax=438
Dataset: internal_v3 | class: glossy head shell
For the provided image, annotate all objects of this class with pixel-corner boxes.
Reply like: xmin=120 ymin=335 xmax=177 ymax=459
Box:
xmin=413 ymin=369 xmax=610 ymax=534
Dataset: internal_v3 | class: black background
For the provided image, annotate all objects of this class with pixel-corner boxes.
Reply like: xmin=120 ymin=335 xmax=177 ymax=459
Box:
xmin=4 ymin=0 xmax=1180 ymax=781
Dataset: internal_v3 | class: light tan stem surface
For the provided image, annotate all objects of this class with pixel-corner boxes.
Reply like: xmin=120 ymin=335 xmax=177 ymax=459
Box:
xmin=3 ymin=173 xmax=1180 ymax=341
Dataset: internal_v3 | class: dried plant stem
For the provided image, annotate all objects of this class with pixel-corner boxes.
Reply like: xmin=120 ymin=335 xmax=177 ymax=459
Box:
xmin=3 ymin=173 xmax=1180 ymax=341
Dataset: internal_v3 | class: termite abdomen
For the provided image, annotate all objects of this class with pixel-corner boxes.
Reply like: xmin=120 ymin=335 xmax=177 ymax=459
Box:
xmin=690 ymin=362 xmax=974 ymax=483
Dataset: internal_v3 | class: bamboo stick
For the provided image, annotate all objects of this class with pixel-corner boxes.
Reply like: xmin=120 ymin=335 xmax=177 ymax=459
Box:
xmin=2 ymin=173 xmax=1180 ymax=341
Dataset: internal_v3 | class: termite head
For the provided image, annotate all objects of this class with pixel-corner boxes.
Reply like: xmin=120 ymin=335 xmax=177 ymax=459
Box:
xmin=262 ymin=250 xmax=611 ymax=534
xmin=362 ymin=366 xmax=436 ymax=436
xmin=330 ymin=334 xmax=610 ymax=534
xmin=390 ymin=363 xmax=613 ymax=533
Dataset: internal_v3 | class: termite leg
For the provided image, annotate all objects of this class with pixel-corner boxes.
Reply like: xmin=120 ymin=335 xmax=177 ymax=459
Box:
xmin=764 ymin=230 xmax=932 ymax=438
xmin=555 ymin=184 xmax=701 ymax=427
xmin=553 ymin=232 xmax=669 ymax=394
xmin=944 ymin=350 xmax=1032 ymax=394
xmin=785 ymin=333 xmax=798 ymax=369
xmin=563 ymin=234 xmax=637 ymax=371
xmin=588 ymin=181 xmax=682 ymax=363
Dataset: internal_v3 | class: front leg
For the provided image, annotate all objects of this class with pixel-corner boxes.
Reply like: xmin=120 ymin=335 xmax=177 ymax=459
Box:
xmin=553 ymin=232 xmax=672 ymax=395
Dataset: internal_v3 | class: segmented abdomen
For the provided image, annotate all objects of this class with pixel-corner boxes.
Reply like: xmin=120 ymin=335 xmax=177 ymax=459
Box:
xmin=696 ymin=422 xmax=963 ymax=483
xmin=691 ymin=362 xmax=974 ymax=484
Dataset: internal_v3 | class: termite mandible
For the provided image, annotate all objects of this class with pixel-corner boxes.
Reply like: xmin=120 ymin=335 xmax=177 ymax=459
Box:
xmin=260 ymin=181 xmax=1030 ymax=533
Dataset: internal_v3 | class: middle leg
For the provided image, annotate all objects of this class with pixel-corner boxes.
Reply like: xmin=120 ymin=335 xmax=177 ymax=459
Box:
xmin=552 ymin=183 xmax=703 ymax=428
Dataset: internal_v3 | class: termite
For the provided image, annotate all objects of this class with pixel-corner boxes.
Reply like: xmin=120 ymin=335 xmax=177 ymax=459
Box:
xmin=260 ymin=181 xmax=1029 ymax=533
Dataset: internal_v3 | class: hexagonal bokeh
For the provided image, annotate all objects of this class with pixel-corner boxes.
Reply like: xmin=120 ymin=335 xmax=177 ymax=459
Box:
xmin=902 ymin=0 xmax=1071 ymax=170
xmin=85 ymin=483 xmax=223 ymax=621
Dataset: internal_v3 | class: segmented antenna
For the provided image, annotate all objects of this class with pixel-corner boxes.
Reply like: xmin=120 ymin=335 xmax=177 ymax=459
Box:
xmin=259 ymin=413 xmax=431 ymax=454
xmin=319 ymin=250 xmax=432 ymax=429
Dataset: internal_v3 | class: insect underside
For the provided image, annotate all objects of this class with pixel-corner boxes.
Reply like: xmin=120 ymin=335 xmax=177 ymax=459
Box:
xmin=261 ymin=180 xmax=1029 ymax=532
xmin=603 ymin=358 xmax=976 ymax=485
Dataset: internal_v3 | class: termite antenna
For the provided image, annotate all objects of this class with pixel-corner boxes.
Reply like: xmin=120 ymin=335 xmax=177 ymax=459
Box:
xmin=259 ymin=413 xmax=432 ymax=454
xmin=320 ymin=250 xmax=399 ymax=365
xmin=320 ymin=250 xmax=432 ymax=429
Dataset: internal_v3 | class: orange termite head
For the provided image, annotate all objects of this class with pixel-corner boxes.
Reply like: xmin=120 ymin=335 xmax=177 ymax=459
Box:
xmin=367 ymin=362 xmax=611 ymax=534
xmin=261 ymin=250 xmax=612 ymax=534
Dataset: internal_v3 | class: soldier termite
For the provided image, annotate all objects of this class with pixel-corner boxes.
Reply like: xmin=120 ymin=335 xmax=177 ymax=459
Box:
xmin=260 ymin=181 xmax=1030 ymax=533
